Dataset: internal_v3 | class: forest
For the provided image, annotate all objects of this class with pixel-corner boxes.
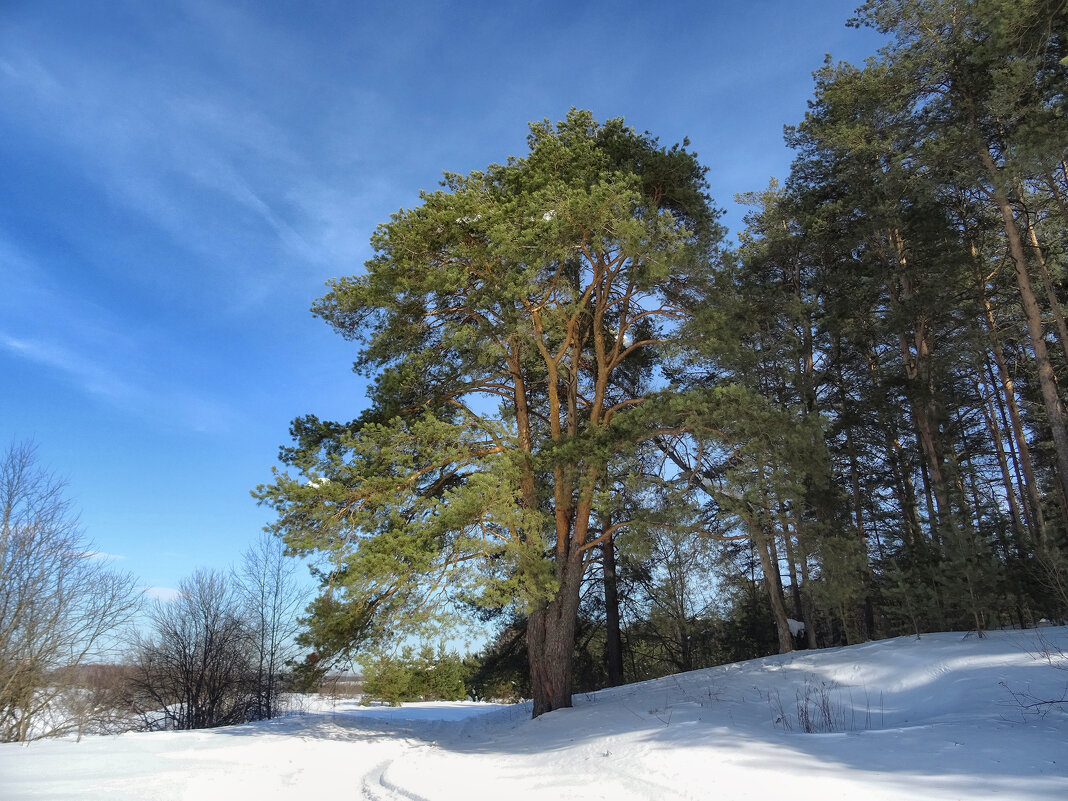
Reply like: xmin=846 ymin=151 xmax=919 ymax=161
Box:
xmin=253 ymin=0 xmax=1068 ymax=718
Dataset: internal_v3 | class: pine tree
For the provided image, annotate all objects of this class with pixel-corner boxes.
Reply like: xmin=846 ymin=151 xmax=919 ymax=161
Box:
xmin=255 ymin=110 xmax=722 ymax=716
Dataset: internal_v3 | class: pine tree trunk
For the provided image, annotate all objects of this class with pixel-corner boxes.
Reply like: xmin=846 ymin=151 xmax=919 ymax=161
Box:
xmin=602 ymin=537 xmax=624 ymax=687
xmin=752 ymin=493 xmax=793 ymax=654
xmin=991 ymin=375 xmax=1042 ymax=544
xmin=797 ymin=552 xmax=819 ymax=649
xmin=527 ymin=556 xmax=584 ymax=717
xmin=978 ymin=286 xmax=1048 ymax=545
xmin=918 ymin=460 xmax=939 ymax=544
xmin=884 ymin=246 xmax=953 ymax=538
xmin=980 ymin=148 xmax=1068 ymax=509
xmin=844 ymin=425 xmax=867 ymax=540
xmin=866 ymin=349 xmax=923 ymax=548
xmin=779 ymin=516 xmax=804 ymax=621
xmin=979 ymin=381 xmax=1028 ymax=553
xmin=1045 ymin=172 xmax=1068 ymax=228
xmin=1023 ymin=209 xmax=1068 ymax=368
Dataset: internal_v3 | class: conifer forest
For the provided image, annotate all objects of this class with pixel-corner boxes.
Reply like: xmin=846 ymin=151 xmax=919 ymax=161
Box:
xmin=254 ymin=0 xmax=1068 ymax=717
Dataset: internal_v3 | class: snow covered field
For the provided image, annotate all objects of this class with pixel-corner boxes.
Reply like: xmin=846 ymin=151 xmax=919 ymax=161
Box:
xmin=2 ymin=628 xmax=1066 ymax=800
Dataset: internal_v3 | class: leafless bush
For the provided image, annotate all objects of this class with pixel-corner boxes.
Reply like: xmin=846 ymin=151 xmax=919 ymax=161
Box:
xmin=1035 ymin=550 xmax=1068 ymax=620
xmin=50 ymin=664 xmax=139 ymax=740
xmin=770 ymin=675 xmax=880 ymax=733
xmin=131 ymin=569 xmax=257 ymax=730
xmin=0 ymin=441 xmax=141 ymax=742
xmin=233 ymin=532 xmax=308 ymax=721
xmin=1001 ymin=634 xmax=1068 ymax=717
xmin=130 ymin=534 xmax=308 ymax=731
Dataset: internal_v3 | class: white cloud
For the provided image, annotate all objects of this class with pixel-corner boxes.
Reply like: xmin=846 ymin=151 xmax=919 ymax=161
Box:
xmin=0 ymin=320 xmax=239 ymax=435
xmin=0 ymin=28 xmax=326 ymax=304
xmin=0 ymin=332 xmax=135 ymax=401
xmin=143 ymin=586 xmax=182 ymax=602
xmin=84 ymin=551 xmax=126 ymax=561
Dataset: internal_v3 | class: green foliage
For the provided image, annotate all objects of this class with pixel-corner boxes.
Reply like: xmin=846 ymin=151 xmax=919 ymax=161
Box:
xmin=674 ymin=0 xmax=1068 ymax=651
xmin=255 ymin=109 xmax=725 ymax=700
xmin=805 ymin=535 xmax=871 ymax=643
xmin=464 ymin=621 xmax=531 ymax=702
xmin=360 ymin=644 xmax=468 ymax=706
xmin=711 ymin=576 xmax=781 ymax=664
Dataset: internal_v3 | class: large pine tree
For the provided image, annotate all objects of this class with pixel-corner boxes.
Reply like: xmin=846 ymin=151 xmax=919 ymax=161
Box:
xmin=255 ymin=110 xmax=722 ymax=716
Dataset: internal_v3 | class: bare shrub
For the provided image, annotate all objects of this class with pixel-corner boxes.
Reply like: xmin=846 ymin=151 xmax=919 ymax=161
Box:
xmin=0 ymin=441 xmax=141 ymax=742
xmin=233 ymin=532 xmax=308 ymax=721
xmin=51 ymin=664 xmax=138 ymax=740
xmin=131 ymin=536 xmax=308 ymax=731
xmin=131 ymin=570 xmax=256 ymax=730
xmin=770 ymin=674 xmax=880 ymax=733
xmin=1001 ymin=633 xmax=1068 ymax=717
xmin=318 ymin=673 xmax=363 ymax=698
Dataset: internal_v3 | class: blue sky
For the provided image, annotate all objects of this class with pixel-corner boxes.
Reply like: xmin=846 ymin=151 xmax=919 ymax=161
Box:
xmin=0 ymin=1 xmax=884 ymax=600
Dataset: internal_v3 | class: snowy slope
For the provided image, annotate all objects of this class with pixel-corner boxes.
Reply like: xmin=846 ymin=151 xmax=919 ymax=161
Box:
xmin=2 ymin=627 xmax=1066 ymax=800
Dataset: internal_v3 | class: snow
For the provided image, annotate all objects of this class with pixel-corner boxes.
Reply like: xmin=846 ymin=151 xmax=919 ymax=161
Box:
xmin=2 ymin=628 xmax=1066 ymax=800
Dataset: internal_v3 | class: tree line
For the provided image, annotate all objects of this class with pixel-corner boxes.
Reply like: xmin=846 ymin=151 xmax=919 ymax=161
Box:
xmin=710 ymin=0 xmax=1068 ymax=645
xmin=257 ymin=0 xmax=1068 ymax=718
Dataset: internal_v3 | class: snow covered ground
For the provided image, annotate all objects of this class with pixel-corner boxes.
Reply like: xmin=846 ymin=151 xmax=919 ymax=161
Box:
xmin=2 ymin=627 xmax=1066 ymax=800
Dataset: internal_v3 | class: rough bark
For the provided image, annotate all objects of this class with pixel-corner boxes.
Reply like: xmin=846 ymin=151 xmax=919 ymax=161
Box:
xmin=527 ymin=556 xmax=584 ymax=717
xmin=602 ymin=537 xmax=624 ymax=687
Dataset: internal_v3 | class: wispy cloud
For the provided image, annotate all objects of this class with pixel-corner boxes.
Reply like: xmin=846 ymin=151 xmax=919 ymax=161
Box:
xmin=0 ymin=12 xmax=386 ymax=309
xmin=84 ymin=551 xmax=126 ymax=561
xmin=0 ymin=327 xmax=238 ymax=434
xmin=0 ymin=218 xmax=243 ymax=433
xmin=143 ymin=586 xmax=182 ymax=602
xmin=0 ymin=6 xmax=402 ymax=437
xmin=0 ymin=332 xmax=137 ymax=401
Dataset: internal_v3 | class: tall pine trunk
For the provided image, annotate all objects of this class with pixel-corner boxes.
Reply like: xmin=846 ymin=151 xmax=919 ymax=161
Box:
xmin=602 ymin=537 xmax=624 ymax=687
xmin=1022 ymin=208 xmax=1068 ymax=368
xmin=527 ymin=555 xmax=584 ymax=717
xmin=753 ymin=481 xmax=793 ymax=654
xmin=980 ymin=147 xmax=1068 ymax=509
xmin=976 ymin=269 xmax=1048 ymax=545
xmin=979 ymin=380 xmax=1028 ymax=553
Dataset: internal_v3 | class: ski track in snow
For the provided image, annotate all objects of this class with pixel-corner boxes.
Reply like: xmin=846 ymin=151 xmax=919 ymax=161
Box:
xmin=362 ymin=759 xmax=434 ymax=801
xmin=1 ymin=628 xmax=1067 ymax=800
